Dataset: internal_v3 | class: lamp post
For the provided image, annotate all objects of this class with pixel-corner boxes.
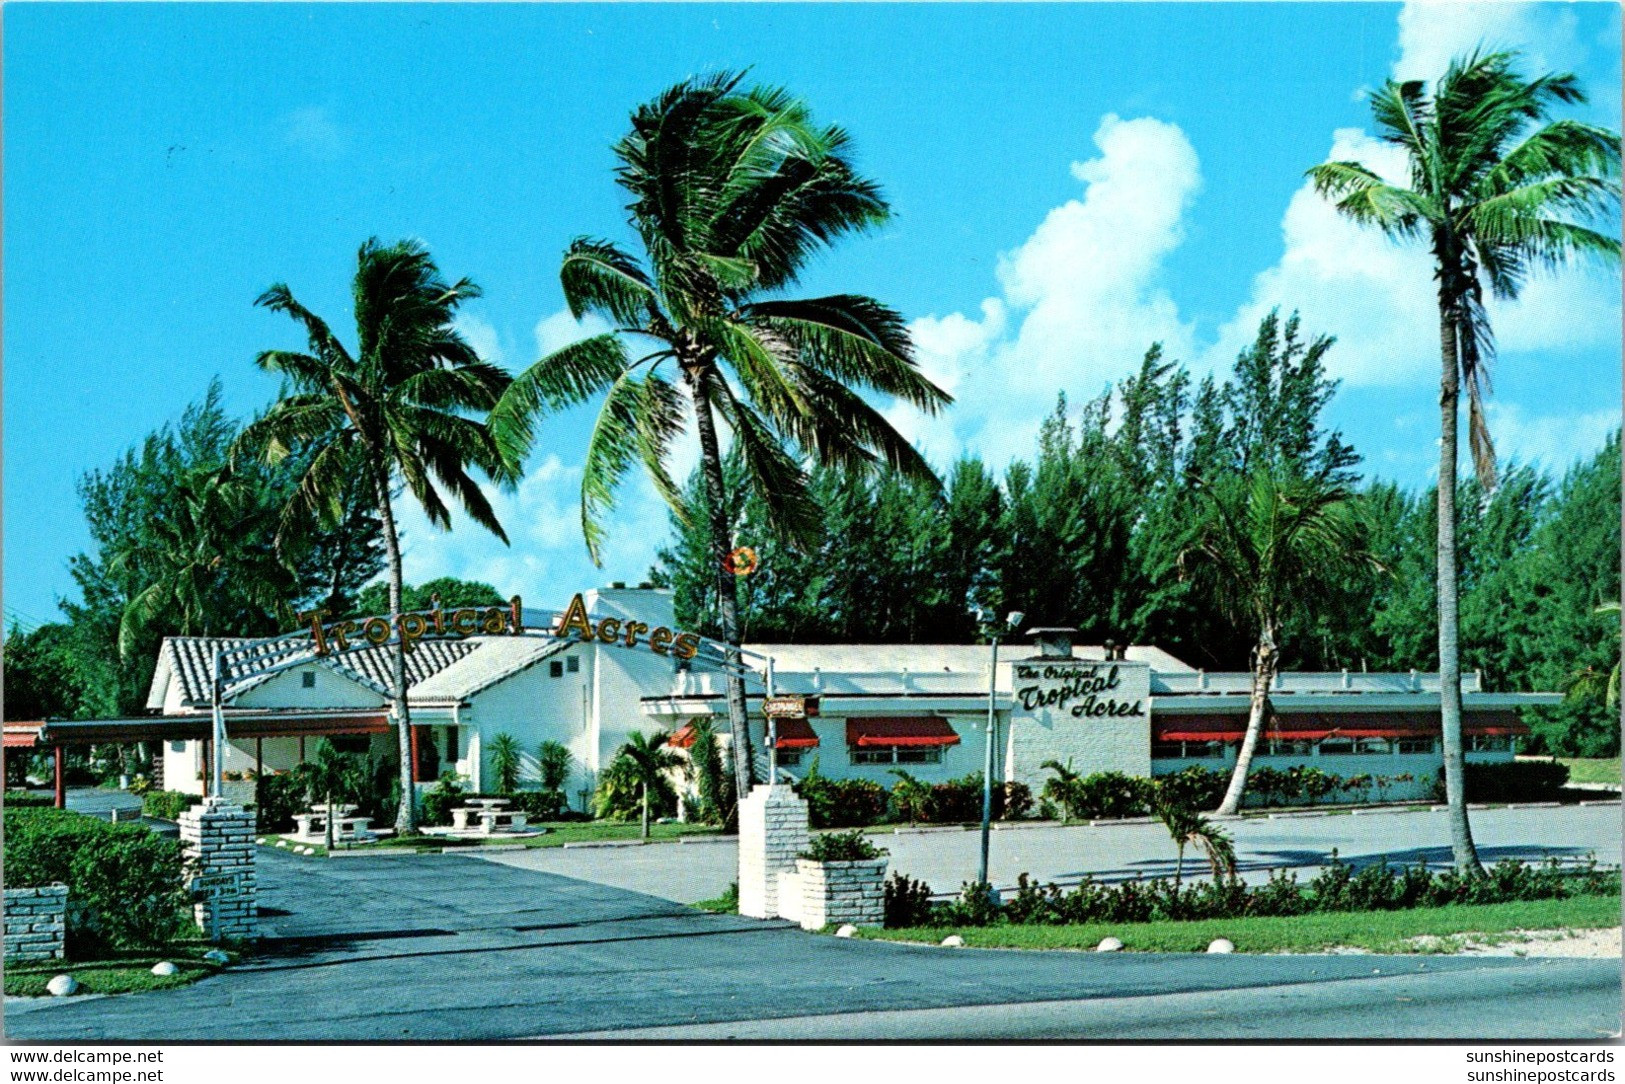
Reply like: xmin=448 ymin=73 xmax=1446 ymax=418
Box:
xmin=977 ymin=610 xmax=1023 ymax=889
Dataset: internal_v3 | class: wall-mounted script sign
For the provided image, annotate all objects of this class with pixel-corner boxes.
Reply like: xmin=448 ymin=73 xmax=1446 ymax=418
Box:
xmin=1012 ymin=660 xmax=1148 ymax=719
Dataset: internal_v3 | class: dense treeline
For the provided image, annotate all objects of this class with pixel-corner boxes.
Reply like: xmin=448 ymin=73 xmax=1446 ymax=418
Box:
xmin=651 ymin=313 xmax=1620 ymax=756
xmin=5 ymin=314 xmax=1619 ymax=757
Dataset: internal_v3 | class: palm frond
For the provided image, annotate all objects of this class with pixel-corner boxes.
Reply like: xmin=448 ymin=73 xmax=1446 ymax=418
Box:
xmin=489 ymin=333 xmax=638 ymax=470
xmin=560 ymin=238 xmax=659 ymax=325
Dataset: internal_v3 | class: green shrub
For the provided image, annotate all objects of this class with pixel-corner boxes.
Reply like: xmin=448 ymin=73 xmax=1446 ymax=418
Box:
xmin=883 ymin=872 xmax=935 ymax=927
xmin=4 ymin=790 xmax=52 ymax=809
xmin=3 ymin=808 xmax=188 ymax=953
xmin=1464 ymin=760 xmax=1570 ymax=802
xmin=799 ymin=829 xmax=885 ymax=862
xmin=141 ymin=790 xmax=193 ymax=822
xmin=1075 ymin=771 xmax=1155 ymax=819
xmin=936 ymin=880 xmax=1000 ymax=927
xmin=1153 ymin=766 xmax=1228 ymax=811
xmin=796 ymin=761 xmax=890 ymax=828
xmin=487 ymin=732 xmax=522 ymax=795
xmin=254 ymin=773 xmax=307 ymax=833
xmin=420 ymin=772 xmax=468 ymax=827
xmin=1002 ymin=781 xmax=1035 ymax=820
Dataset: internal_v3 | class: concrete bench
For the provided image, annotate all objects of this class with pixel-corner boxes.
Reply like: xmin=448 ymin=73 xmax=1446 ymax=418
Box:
xmin=450 ymin=807 xmax=528 ymax=834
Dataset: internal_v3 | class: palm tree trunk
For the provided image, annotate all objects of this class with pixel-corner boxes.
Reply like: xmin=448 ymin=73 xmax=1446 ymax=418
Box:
xmin=1436 ymin=296 xmax=1483 ymax=875
xmin=1174 ymin=841 xmax=1184 ymax=888
xmin=372 ymin=468 xmax=418 ymax=835
xmin=682 ymin=366 xmax=757 ymax=799
xmin=641 ymin=782 xmax=650 ymax=840
xmin=1216 ymin=628 xmax=1277 ymax=815
xmin=324 ymin=787 xmax=336 ymax=852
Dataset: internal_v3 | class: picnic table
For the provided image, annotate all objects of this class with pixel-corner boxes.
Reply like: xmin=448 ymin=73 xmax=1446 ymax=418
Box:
xmin=293 ymin=805 xmax=377 ymax=842
xmin=450 ymin=797 xmax=528 ymax=834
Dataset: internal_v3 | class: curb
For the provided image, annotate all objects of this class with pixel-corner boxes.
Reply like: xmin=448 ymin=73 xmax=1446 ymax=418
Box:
xmin=678 ymin=835 xmax=735 ymax=845
xmin=561 ymin=840 xmax=648 ymax=849
xmin=892 ymin=826 xmax=970 ymax=835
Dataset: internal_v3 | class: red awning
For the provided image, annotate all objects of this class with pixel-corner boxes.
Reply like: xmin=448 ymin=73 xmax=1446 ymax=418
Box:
xmin=3 ymin=723 xmax=43 ymax=749
xmin=770 ymin=718 xmax=819 ymax=750
xmin=846 ymin=717 xmax=961 ymax=748
xmin=1153 ymin=711 xmax=1530 ymax=743
xmin=33 ymin=711 xmax=390 ymax=746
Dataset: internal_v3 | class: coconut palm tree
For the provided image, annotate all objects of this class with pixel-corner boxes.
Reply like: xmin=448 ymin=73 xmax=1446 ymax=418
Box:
xmin=1180 ymin=468 xmax=1382 ymax=816
xmin=236 ymin=238 xmax=513 ymax=834
xmin=1307 ymin=50 xmax=1620 ymax=872
xmin=491 ymin=74 xmax=951 ymax=799
xmin=1564 ymin=602 xmax=1622 ymax=711
xmin=605 ymin=731 xmax=684 ymax=839
xmin=1152 ymin=791 xmax=1238 ymax=888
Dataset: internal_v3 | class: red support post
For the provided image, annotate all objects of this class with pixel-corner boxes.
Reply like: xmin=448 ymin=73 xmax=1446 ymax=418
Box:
xmin=53 ymin=746 xmax=65 ymax=809
xmin=202 ymin=741 xmax=211 ymax=798
xmin=409 ymin=725 xmax=421 ymax=784
xmin=255 ymin=737 xmax=264 ymax=781
xmin=298 ymin=736 xmax=306 ymax=763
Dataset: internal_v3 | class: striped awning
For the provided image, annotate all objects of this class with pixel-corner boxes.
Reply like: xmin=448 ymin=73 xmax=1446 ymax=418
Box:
xmin=1153 ymin=710 xmax=1529 ymax=744
xmin=846 ymin=717 xmax=961 ymax=748
xmin=33 ymin=711 xmax=390 ymax=746
xmin=3 ymin=723 xmax=43 ymax=749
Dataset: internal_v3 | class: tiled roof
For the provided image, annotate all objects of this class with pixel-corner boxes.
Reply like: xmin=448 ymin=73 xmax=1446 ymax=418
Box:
xmin=150 ymin=635 xmax=478 ymax=709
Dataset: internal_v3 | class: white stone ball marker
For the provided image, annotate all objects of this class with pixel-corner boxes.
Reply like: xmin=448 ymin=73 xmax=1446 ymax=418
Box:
xmin=46 ymin=974 xmax=77 ymax=997
xmin=835 ymin=925 xmax=858 ymax=938
xmin=150 ymin=961 xmax=179 ymax=977
xmin=1207 ymin=938 xmax=1235 ymax=954
xmin=941 ymin=935 xmax=965 ymax=947
xmin=1096 ymin=937 xmax=1124 ymax=953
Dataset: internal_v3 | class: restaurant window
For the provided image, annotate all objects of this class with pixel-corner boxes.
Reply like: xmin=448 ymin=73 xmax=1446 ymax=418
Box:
xmin=1318 ymin=738 xmax=1357 ymax=755
xmin=445 ymin=726 xmax=460 ymax=763
xmin=850 ymin=746 xmax=943 ymax=766
xmin=302 ymin=671 xmax=317 ymax=688
xmin=1396 ymin=737 xmax=1437 ymax=754
xmin=776 ymin=749 xmax=804 ymax=767
xmin=549 ymin=660 xmax=564 ymax=679
xmin=1266 ymin=738 xmax=1315 ymax=757
xmin=566 ymin=655 xmax=580 ymax=673
xmin=1353 ymin=737 xmax=1392 ymax=755
xmin=1151 ymin=743 xmax=1183 ymax=760
xmin=1468 ymin=734 xmax=1513 ymax=752
xmin=1153 ymin=741 xmax=1226 ymax=760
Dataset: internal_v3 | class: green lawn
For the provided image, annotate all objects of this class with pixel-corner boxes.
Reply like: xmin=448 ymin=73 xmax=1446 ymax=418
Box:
xmin=4 ymin=943 xmax=231 ymax=997
xmin=858 ymin=893 xmax=1622 ymax=955
xmin=1557 ymin=758 xmax=1622 ymax=787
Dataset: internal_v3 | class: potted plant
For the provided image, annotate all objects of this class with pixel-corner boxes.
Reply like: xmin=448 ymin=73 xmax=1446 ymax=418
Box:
xmin=792 ymin=830 xmax=888 ymax=931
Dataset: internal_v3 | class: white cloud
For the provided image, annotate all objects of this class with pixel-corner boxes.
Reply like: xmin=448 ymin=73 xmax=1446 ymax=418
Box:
xmin=455 ymin=315 xmax=505 ymax=366
xmin=1485 ymin=402 xmax=1621 ymax=474
xmin=1393 ymin=2 xmax=1586 ymax=83
xmin=898 ymin=113 xmax=1202 ymax=466
xmin=535 ymin=309 xmax=611 ymax=359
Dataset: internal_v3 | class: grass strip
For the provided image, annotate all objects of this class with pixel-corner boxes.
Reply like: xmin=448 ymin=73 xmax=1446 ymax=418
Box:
xmin=5 ymin=945 xmax=230 ymax=997
xmin=1557 ymin=757 xmax=1622 ymax=787
xmin=857 ymin=893 xmax=1622 ymax=955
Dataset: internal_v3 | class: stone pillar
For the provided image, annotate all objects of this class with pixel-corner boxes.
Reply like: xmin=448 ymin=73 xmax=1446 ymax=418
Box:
xmin=738 ymin=783 xmax=808 ymax=919
xmin=178 ymin=797 xmax=258 ymax=943
xmin=3 ymin=884 xmax=67 ymax=961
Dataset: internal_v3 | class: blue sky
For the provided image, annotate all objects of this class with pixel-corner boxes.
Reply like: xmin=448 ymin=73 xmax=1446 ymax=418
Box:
xmin=5 ymin=2 xmax=1620 ymax=628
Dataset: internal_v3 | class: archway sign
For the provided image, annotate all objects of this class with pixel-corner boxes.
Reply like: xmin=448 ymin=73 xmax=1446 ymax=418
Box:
xmin=201 ymin=593 xmax=775 ymax=797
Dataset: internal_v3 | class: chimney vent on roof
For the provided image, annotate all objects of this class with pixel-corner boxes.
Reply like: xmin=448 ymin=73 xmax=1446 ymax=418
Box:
xmin=1028 ymin=627 xmax=1077 ymax=659
xmin=610 ymin=581 xmax=626 ymax=589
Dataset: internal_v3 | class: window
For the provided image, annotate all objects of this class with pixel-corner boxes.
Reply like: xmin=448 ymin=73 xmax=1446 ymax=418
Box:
xmin=776 ymin=749 xmax=804 ymax=767
xmin=301 ymin=671 xmax=317 ymax=689
xmin=850 ymin=745 xmax=943 ymax=765
xmin=1396 ymin=737 xmax=1437 ymax=755
xmin=1152 ymin=741 xmax=1226 ymax=760
xmin=1266 ymin=738 xmax=1315 ymax=757
xmin=1318 ymin=739 xmax=1357 ymax=755
xmin=1468 ymin=734 xmax=1513 ymax=752
xmin=566 ymin=655 xmax=580 ymax=673
xmin=549 ymin=661 xmax=564 ymax=679
xmin=1353 ymin=737 xmax=1391 ymax=755
xmin=445 ymin=725 xmax=460 ymax=763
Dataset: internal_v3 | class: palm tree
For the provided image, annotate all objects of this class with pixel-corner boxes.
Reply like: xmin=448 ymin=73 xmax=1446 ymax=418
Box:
xmin=1180 ymin=468 xmax=1382 ymax=815
xmin=236 ymin=238 xmax=514 ymax=835
xmin=491 ymin=75 xmax=951 ymax=799
xmin=487 ymin=732 xmax=522 ymax=795
xmin=1039 ymin=759 xmax=1083 ymax=824
xmin=296 ymin=739 xmax=366 ymax=852
xmin=1152 ymin=791 xmax=1238 ymax=888
xmin=111 ymin=463 xmax=293 ymax=659
xmin=605 ymin=731 xmax=684 ymax=839
xmin=1565 ymin=602 xmax=1622 ymax=711
xmin=1308 ymin=50 xmax=1620 ymax=872
xmin=888 ymin=770 xmax=933 ymax=826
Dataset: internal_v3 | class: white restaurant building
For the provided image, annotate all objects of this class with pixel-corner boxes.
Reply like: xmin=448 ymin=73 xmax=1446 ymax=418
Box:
xmin=123 ymin=585 xmax=1552 ymax=810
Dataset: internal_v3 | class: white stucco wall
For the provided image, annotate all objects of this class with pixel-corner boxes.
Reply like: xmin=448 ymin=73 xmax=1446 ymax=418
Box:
xmin=461 ymin=645 xmax=593 ymax=801
xmin=1005 ymin=660 xmax=1153 ymax=792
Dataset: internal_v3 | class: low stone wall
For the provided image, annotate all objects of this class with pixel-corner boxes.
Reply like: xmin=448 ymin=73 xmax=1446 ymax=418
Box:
xmin=4 ymin=884 xmax=67 ymax=961
xmin=793 ymin=858 xmax=886 ymax=931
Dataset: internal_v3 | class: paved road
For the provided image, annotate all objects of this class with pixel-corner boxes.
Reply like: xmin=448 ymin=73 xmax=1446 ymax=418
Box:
xmin=479 ymin=803 xmax=1624 ymax=904
xmin=5 ymin=847 xmax=1617 ymax=1041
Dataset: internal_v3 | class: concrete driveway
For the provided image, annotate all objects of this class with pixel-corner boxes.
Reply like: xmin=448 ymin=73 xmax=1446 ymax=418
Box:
xmin=477 ymin=803 xmax=1623 ymax=904
xmin=5 ymin=845 xmax=1617 ymax=1041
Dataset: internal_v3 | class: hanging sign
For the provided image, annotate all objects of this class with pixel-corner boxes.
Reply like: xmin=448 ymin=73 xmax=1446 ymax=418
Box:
xmin=1012 ymin=660 xmax=1149 ymax=719
xmin=763 ymin=694 xmax=814 ymax=719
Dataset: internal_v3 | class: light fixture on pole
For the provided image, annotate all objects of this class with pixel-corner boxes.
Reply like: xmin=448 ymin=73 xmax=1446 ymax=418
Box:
xmin=977 ymin=610 xmax=1024 ymax=889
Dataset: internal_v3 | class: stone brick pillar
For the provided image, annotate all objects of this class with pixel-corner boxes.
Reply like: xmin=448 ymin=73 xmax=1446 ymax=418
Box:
xmin=738 ymin=783 xmax=809 ymax=919
xmin=178 ymin=797 xmax=258 ymax=943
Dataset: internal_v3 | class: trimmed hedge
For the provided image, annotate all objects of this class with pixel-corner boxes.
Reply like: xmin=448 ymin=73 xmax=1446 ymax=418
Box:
xmin=1463 ymin=760 xmax=1570 ymax=802
xmin=3 ymin=790 xmax=53 ymax=809
xmin=4 ymin=807 xmax=189 ymax=953
xmin=922 ymin=857 xmax=1619 ymax=929
xmin=141 ymin=790 xmax=194 ymax=822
